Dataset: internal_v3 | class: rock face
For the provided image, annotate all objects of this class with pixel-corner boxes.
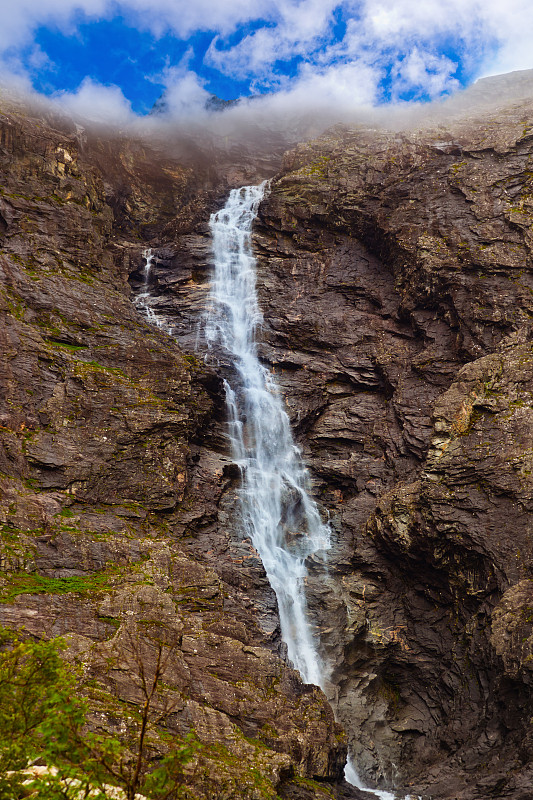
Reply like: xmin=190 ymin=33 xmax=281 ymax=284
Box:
xmin=2 ymin=80 xmax=533 ymax=800
xmin=0 ymin=97 xmax=349 ymax=800
xmin=253 ymin=104 xmax=533 ymax=798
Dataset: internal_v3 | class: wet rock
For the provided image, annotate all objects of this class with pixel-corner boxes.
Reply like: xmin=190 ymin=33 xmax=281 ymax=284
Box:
xmin=4 ymin=80 xmax=533 ymax=800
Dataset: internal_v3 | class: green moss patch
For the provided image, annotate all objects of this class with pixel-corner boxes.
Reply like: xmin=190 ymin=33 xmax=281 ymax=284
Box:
xmin=0 ymin=566 xmax=120 ymax=603
xmin=47 ymin=338 xmax=88 ymax=351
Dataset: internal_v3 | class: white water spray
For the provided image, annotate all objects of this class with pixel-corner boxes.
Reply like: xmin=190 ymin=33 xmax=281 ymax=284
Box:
xmin=345 ymin=761 xmax=396 ymax=800
xmin=134 ymin=249 xmax=156 ymax=320
xmin=135 ymin=249 xmax=172 ymax=332
xmin=205 ymin=183 xmax=329 ymax=687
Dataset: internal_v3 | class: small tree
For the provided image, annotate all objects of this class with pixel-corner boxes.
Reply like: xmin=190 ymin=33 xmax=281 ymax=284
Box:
xmin=90 ymin=629 xmax=197 ymax=800
xmin=0 ymin=627 xmax=196 ymax=800
xmin=0 ymin=625 xmax=103 ymax=798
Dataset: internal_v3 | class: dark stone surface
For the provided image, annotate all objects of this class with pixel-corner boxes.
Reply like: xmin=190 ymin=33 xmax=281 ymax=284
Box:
xmin=3 ymin=79 xmax=533 ymax=800
xmin=0 ymin=98 xmax=347 ymax=800
xmin=250 ymin=103 xmax=533 ymax=798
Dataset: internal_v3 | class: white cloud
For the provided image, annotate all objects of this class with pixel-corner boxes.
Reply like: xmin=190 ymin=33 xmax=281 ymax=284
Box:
xmin=359 ymin=0 xmax=470 ymax=42
xmin=0 ymin=0 xmax=108 ymax=51
xmin=0 ymin=0 xmax=532 ymax=126
xmin=472 ymin=0 xmax=533 ymax=77
xmin=207 ymin=29 xmax=281 ymax=82
xmin=206 ymin=0 xmax=340 ymax=84
xmin=26 ymin=44 xmax=56 ymax=72
xmin=389 ymin=48 xmax=459 ymax=100
xmin=53 ymin=76 xmax=136 ymax=124
xmin=289 ymin=60 xmax=379 ymax=108
xmin=122 ymin=0 xmax=272 ymax=38
xmin=0 ymin=0 xmax=271 ymax=51
xmin=203 ymin=0 xmax=498 ymax=101
xmin=157 ymin=66 xmax=210 ymax=116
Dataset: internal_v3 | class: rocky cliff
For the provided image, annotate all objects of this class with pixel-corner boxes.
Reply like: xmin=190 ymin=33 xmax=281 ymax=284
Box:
xmin=0 ymin=96 xmax=347 ymax=800
xmin=253 ymin=106 xmax=533 ymax=798
xmin=1 ymin=82 xmax=533 ymax=800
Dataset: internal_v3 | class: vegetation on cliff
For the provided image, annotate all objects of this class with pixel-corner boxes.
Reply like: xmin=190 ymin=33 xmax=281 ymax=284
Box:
xmin=0 ymin=627 xmax=198 ymax=799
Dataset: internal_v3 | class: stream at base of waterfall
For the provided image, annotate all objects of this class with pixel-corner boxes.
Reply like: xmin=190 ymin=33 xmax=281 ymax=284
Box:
xmin=137 ymin=183 xmax=397 ymax=800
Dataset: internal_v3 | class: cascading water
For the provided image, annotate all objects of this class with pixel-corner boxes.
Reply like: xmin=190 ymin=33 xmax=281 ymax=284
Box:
xmin=204 ymin=182 xmax=329 ymax=687
xmin=203 ymin=183 xmax=396 ymax=800
xmin=134 ymin=249 xmax=169 ymax=332
xmin=134 ymin=249 xmax=156 ymax=320
xmin=134 ymin=185 xmax=397 ymax=800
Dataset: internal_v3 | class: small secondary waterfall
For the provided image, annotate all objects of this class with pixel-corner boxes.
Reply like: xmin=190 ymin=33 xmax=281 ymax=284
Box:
xmin=134 ymin=249 xmax=155 ymax=318
xmin=134 ymin=249 xmax=161 ymax=328
xmin=205 ymin=183 xmax=329 ymax=687
xmin=134 ymin=249 xmax=172 ymax=333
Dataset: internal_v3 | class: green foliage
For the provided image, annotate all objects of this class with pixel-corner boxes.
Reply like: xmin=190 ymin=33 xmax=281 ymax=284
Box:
xmin=59 ymin=507 xmax=76 ymax=518
xmin=136 ymin=735 xmax=198 ymax=799
xmin=0 ymin=628 xmax=196 ymax=799
xmin=47 ymin=339 xmax=89 ymax=352
xmin=0 ymin=627 xmax=106 ymax=798
xmin=0 ymin=568 xmax=120 ymax=603
xmin=0 ymin=629 xmax=61 ymax=775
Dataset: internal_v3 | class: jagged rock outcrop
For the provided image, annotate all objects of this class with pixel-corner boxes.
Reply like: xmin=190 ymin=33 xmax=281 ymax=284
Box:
xmin=251 ymin=101 xmax=533 ymax=798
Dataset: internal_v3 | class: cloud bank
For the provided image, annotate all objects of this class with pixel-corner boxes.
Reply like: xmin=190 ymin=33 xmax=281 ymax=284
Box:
xmin=1 ymin=0 xmax=533 ymax=127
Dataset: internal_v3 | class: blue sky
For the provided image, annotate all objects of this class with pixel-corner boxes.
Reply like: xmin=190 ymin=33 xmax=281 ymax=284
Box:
xmin=1 ymin=1 xmax=532 ymax=122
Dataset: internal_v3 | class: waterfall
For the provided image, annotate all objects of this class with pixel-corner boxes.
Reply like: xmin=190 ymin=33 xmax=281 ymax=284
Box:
xmin=204 ymin=182 xmax=329 ymax=687
xmin=204 ymin=184 xmax=396 ymax=800
xmin=135 ymin=184 xmax=397 ymax=799
xmin=134 ymin=249 xmax=168 ymax=331
xmin=134 ymin=249 xmax=156 ymax=320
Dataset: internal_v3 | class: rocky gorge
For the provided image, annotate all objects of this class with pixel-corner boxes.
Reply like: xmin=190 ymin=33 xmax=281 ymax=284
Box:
xmin=0 ymin=75 xmax=533 ymax=800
